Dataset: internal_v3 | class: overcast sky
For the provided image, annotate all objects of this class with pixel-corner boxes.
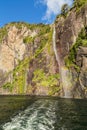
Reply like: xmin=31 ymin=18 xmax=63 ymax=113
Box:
xmin=0 ymin=0 xmax=73 ymax=27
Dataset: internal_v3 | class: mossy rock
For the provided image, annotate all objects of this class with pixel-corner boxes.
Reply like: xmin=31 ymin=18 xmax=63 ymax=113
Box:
xmin=0 ymin=27 xmax=7 ymax=43
xmin=65 ymin=26 xmax=87 ymax=70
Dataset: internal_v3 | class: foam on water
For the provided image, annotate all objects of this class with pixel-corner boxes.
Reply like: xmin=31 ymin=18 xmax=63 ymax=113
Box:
xmin=2 ymin=99 xmax=57 ymax=130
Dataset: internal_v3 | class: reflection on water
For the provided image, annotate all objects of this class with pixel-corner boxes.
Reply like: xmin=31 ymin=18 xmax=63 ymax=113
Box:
xmin=0 ymin=96 xmax=87 ymax=130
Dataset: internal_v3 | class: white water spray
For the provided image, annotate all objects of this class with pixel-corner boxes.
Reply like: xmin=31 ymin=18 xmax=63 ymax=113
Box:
xmin=53 ymin=25 xmax=61 ymax=69
xmin=2 ymin=100 xmax=57 ymax=130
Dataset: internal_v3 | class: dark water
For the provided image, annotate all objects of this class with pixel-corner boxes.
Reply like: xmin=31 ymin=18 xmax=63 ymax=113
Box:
xmin=0 ymin=96 xmax=87 ymax=130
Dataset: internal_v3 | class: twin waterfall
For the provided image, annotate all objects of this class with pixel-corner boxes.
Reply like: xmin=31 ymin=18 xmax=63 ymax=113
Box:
xmin=53 ymin=25 xmax=73 ymax=98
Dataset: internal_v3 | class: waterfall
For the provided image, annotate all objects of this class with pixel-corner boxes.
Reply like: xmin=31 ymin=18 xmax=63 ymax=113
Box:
xmin=52 ymin=25 xmax=73 ymax=98
xmin=61 ymin=67 xmax=73 ymax=98
xmin=52 ymin=25 xmax=61 ymax=69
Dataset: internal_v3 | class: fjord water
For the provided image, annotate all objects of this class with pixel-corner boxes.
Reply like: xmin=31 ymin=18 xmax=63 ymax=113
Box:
xmin=0 ymin=96 xmax=87 ymax=130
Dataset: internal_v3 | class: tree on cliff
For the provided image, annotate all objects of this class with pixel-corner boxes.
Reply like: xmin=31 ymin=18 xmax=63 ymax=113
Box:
xmin=61 ymin=4 xmax=69 ymax=16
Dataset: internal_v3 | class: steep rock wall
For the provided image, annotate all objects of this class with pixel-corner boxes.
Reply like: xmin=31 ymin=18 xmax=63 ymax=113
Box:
xmin=0 ymin=23 xmax=59 ymax=95
xmin=55 ymin=4 xmax=87 ymax=98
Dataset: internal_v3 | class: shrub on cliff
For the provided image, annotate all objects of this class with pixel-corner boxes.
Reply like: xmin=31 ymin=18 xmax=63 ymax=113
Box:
xmin=61 ymin=4 xmax=69 ymax=16
xmin=65 ymin=26 xmax=87 ymax=70
xmin=73 ymin=0 xmax=87 ymax=11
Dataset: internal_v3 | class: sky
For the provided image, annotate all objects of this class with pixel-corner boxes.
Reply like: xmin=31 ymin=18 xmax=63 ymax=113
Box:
xmin=0 ymin=0 xmax=73 ymax=27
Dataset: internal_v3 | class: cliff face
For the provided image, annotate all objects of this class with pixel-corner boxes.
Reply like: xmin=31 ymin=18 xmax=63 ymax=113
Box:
xmin=55 ymin=4 xmax=87 ymax=98
xmin=0 ymin=4 xmax=87 ymax=98
xmin=0 ymin=23 xmax=59 ymax=95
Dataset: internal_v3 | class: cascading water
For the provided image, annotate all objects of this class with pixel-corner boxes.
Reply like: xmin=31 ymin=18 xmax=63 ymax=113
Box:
xmin=52 ymin=25 xmax=61 ymax=69
xmin=60 ymin=67 xmax=73 ymax=98
xmin=53 ymin=25 xmax=73 ymax=98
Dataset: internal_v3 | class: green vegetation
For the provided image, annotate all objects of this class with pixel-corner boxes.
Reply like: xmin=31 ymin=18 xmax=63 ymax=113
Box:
xmin=0 ymin=27 xmax=7 ymax=43
xmin=13 ymin=57 xmax=30 ymax=94
xmin=38 ymin=25 xmax=51 ymax=36
xmin=22 ymin=22 xmax=51 ymax=46
xmin=23 ymin=36 xmax=35 ymax=44
xmin=34 ymin=43 xmax=45 ymax=58
xmin=55 ymin=0 xmax=87 ymax=22
xmin=73 ymin=0 xmax=87 ymax=11
xmin=33 ymin=27 xmax=53 ymax=58
xmin=6 ymin=22 xmax=50 ymax=31
xmin=3 ymin=82 xmax=13 ymax=92
xmin=2 ymin=57 xmax=31 ymax=94
xmin=61 ymin=4 xmax=69 ymax=16
xmin=5 ymin=22 xmax=35 ymax=30
xmin=33 ymin=69 xmax=60 ymax=95
xmin=65 ymin=26 xmax=87 ymax=70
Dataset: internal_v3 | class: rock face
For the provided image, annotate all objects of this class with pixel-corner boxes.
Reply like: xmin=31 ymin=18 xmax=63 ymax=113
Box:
xmin=0 ymin=26 xmax=26 ymax=72
xmin=55 ymin=4 xmax=87 ymax=64
xmin=55 ymin=4 xmax=87 ymax=98
xmin=0 ymin=23 xmax=59 ymax=95
xmin=77 ymin=47 xmax=87 ymax=96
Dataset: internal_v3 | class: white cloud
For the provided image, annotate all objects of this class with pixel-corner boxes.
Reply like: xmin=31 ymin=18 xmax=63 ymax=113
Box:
xmin=37 ymin=0 xmax=73 ymax=22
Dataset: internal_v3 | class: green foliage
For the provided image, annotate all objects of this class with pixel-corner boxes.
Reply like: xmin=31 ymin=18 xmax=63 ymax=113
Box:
xmin=6 ymin=22 xmax=50 ymax=31
xmin=33 ymin=69 xmax=45 ymax=82
xmin=33 ymin=38 xmax=47 ymax=58
xmin=47 ymin=30 xmax=53 ymax=44
xmin=6 ymin=22 xmax=36 ymax=30
xmin=38 ymin=25 xmax=51 ymax=36
xmin=2 ymin=58 xmax=31 ymax=94
xmin=73 ymin=0 xmax=87 ymax=11
xmin=46 ymin=30 xmax=53 ymax=55
xmin=0 ymin=27 xmax=7 ymax=43
xmin=34 ymin=45 xmax=44 ymax=58
xmin=61 ymin=4 xmax=69 ymax=16
xmin=69 ymin=27 xmax=87 ymax=61
xmin=33 ymin=69 xmax=60 ymax=95
xmin=48 ymin=86 xmax=61 ymax=95
xmin=65 ymin=26 xmax=87 ymax=70
xmin=23 ymin=36 xmax=34 ymax=44
xmin=13 ymin=57 xmax=30 ymax=94
xmin=34 ymin=28 xmax=53 ymax=58
xmin=65 ymin=56 xmax=80 ymax=71
xmin=3 ymin=82 xmax=13 ymax=92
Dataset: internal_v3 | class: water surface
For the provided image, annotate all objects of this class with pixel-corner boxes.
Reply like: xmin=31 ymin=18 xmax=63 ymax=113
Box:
xmin=0 ymin=96 xmax=87 ymax=130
